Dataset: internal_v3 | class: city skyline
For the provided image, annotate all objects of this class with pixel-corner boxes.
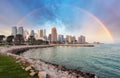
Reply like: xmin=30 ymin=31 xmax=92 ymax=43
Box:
xmin=0 ymin=0 xmax=120 ymax=43
xmin=0 ymin=24 xmax=115 ymax=43
xmin=10 ymin=26 xmax=87 ymax=44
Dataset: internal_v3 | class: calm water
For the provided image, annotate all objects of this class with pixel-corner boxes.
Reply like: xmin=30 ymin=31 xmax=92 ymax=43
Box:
xmin=22 ymin=44 xmax=120 ymax=78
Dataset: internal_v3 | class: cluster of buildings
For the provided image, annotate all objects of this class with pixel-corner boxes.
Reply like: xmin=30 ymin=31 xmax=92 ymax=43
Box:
xmin=11 ymin=26 xmax=86 ymax=44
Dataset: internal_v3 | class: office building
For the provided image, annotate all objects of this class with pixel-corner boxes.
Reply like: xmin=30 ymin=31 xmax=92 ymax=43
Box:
xmin=38 ymin=29 xmax=44 ymax=39
xmin=11 ymin=26 xmax=17 ymax=36
xmin=72 ymin=36 xmax=76 ymax=43
xmin=18 ymin=27 xmax=24 ymax=36
xmin=48 ymin=34 xmax=51 ymax=42
xmin=58 ymin=35 xmax=64 ymax=43
xmin=68 ymin=36 xmax=73 ymax=43
xmin=30 ymin=30 xmax=35 ymax=37
xmin=24 ymin=29 xmax=29 ymax=41
xmin=51 ymin=27 xmax=57 ymax=43
xmin=78 ymin=35 xmax=86 ymax=44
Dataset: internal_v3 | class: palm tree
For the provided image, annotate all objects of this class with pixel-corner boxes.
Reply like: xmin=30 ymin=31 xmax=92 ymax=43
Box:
xmin=35 ymin=39 xmax=44 ymax=45
xmin=0 ymin=35 xmax=5 ymax=45
xmin=28 ymin=36 xmax=36 ymax=45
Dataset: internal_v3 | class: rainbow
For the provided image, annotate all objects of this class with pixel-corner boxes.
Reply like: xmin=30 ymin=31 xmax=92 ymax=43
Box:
xmin=17 ymin=8 xmax=42 ymax=26
xmin=75 ymin=7 xmax=114 ymax=43
xmin=16 ymin=5 xmax=114 ymax=43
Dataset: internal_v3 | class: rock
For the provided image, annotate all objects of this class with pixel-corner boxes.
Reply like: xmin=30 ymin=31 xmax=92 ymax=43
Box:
xmin=30 ymin=69 xmax=34 ymax=72
xmin=15 ymin=56 xmax=20 ymax=60
xmin=25 ymin=66 xmax=32 ymax=71
xmin=61 ymin=77 xmax=67 ymax=78
xmin=95 ymin=75 xmax=98 ymax=78
xmin=79 ymin=77 xmax=84 ymax=78
xmin=16 ymin=60 xmax=21 ymax=63
xmin=29 ymin=71 xmax=36 ymax=76
xmin=46 ymin=74 xmax=51 ymax=78
xmin=38 ymin=71 xmax=46 ymax=78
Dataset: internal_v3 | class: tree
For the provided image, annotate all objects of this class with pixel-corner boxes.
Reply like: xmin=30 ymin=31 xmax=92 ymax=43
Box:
xmin=35 ymin=39 xmax=44 ymax=45
xmin=14 ymin=34 xmax=24 ymax=45
xmin=43 ymin=41 xmax=49 ymax=45
xmin=28 ymin=36 xmax=36 ymax=45
xmin=6 ymin=35 xmax=14 ymax=45
xmin=0 ymin=35 xmax=5 ymax=44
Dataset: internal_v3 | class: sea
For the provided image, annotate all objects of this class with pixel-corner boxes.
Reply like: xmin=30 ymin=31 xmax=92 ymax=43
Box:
xmin=21 ymin=44 xmax=120 ymax=78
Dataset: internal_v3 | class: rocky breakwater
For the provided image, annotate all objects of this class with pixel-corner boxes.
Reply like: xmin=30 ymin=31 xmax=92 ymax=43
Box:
xmin=0 ymin=45 xmax=97 ymax=78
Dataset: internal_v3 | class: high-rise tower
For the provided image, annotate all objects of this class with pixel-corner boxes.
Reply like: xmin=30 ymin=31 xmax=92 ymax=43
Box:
xmin=11 ymin=26 xmax=17 ymax=36
xmin=51 ymin=27 xmax=57 ymax=43
xmin=18 ymin=27 xmax=24 ymax=36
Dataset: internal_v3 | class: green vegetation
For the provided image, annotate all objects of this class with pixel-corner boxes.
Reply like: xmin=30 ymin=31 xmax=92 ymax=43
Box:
xmin=0 ymin=54 xmax=37 ymax=78
xmin=0 ymin=35 xmax=49 ymax=45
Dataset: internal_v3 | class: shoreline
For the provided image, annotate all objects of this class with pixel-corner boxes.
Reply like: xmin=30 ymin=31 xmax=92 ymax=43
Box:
xmin=50 ymin=44 xmax=94 ymax=47
xmin=0 ymin=45 xmax=97 ymax=78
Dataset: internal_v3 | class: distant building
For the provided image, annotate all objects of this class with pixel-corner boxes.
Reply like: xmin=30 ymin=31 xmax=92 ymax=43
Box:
xmin=38 ymin=29 xmax=44 ymax=39
xmin=38 ymin=29 xmax=47 ymax=40
xmin=43 ymin=29 xmax=46 ymax=37
xmin=35 ymin=33 xmax=38 ymax=40
xmin=48 ymin=34 xmax=51 ymax=43
xmin=51 ymin=27 xmax=57 ymax=43
xmin=68 ymin=36 xmax=73 ymax=43
xmin=43 ymin=29 xmax=47 ymax=40
xmin=65 ymin=35 xmax=69 ymax=43
xmin=23 ymin=29 xmax=29 ymax=41
xmin=18 ymin=27 xmax=24 ymax=36
xmin=65 ymin=35 xmax=73 ymax=44
xmin=72 ymin=36 xmax=76 ymax=44
xmin=78 ymin=35 xmax=86 ymax=44
xmin=58 ymin=35 xmax=64 ymax=43
xmin=30 ymin=30 xmax=35 ymax=37
xmin=11 ymin=26 xmax=17 ymax=36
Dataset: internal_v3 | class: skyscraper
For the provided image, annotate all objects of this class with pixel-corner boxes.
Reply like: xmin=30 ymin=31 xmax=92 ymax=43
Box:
xmin=43 ymin=29 xmax=47 ymax=40
xmin=65 ymin=35 xmax=69 ymax=43
xmin=18 ymin=27 xmax=24 ymax=36
xmin=51 ymin=27 xmax=57 ymax=43
xmin=11 ymin=26 xmax=17 ymax=36
xmin=30 ymin=30 xmax=35 ymax=37
xmin=65 ymin=35 xmax=73 ymax=43
xmin=24 ymin=29 xmax=29 ymax=41
xmin=35 ymin=33 xmax=38 ymax=40
xmin=58 ymin=35 xmax=64 ymax=43
xmin=78 ymin=35 xmax=86 ymax=44
xmin=72 ymin=36 xmax=76 ymax=43
xmin=48 ymin=34 xmax=51 ymax=43
xmin=43 ymin=29 xmax=46 ymax=37
xmin=68 ymin=36 xmax=73 ymax=43
xmin=38 ymin=29 xmax=44 ymax=39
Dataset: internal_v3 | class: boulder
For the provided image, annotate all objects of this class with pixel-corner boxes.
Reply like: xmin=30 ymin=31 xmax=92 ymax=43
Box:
xmin=29 ymin=71 xmax=36 ymax=77
xmin=38 ymin=71 xmax=46 ymax=78
xmin=25 ymin=66 xmax=32 ymax=71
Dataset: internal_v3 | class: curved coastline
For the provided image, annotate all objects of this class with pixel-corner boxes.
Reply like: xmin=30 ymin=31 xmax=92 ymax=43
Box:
xmin=0 ymin=45 xmax=97 ymax=78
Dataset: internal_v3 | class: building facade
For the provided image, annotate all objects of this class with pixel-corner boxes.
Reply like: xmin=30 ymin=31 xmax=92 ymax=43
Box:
xmin=78 ymin=35 xmax=86 ymax=44
xmin=30 ymin=30 xmax=35 ymax=37
xmin=11 ymin=26 xmax=17 ymax=36
xmin=51 ymin=27 xmax=57 ymax=43
xmin=18 ymin=27 xmax=24 ymax=36
xmin=38 ymin=29 xmax=43 ymax=39
xmin=58 ymin=35 xmax=64 ymax=43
